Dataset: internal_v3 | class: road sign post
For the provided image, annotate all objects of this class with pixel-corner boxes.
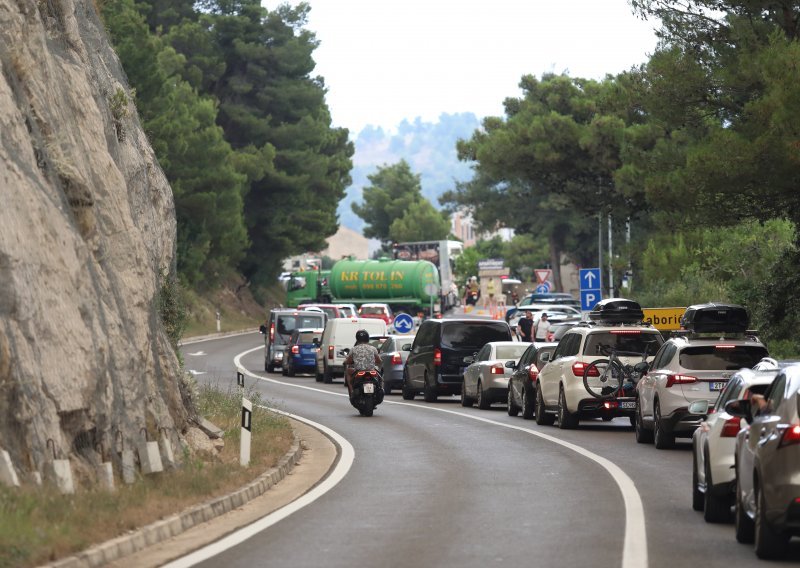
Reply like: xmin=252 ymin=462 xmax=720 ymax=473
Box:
xmin=579 ymin=268 xmax=602 ymax=311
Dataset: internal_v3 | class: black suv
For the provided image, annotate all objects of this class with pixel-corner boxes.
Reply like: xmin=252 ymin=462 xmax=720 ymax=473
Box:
xmin=402 ymin=318 xmax=513 ymax=402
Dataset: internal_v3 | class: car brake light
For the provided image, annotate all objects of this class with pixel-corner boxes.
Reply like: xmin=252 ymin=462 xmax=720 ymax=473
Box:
xmin=610 ymin=330 xmax=641 ymax=334
xmin=720 ymin=416 xmax=741 ymax=437
xmin=491 ymin=364 xmax=504 ymax=375
xmin=434 ymin=348 xmax=441 ymax=366
xmin=528 ymin=367 xmax=539 ymax=382
xmin=715 ymin=344 xmax=736 ymax=349
xmin=779 ymin=423 xmax=800 ymax=448
xmin=291 ymin=345 xmax=299 ymax=354
xmin=665 ymin=374 xmax=697 ymax=388
xmin=269 ymin=323 xmax=275 ymax=342
xmin=572 ymin=362 xmax=598 ymax=377
xmin=328 ymin=345 xmax=334 ymax=360
xmin=603 ymin=401 xmax=618 ymax=409
xmin=391 ymin=352 xmax=402 ymax=365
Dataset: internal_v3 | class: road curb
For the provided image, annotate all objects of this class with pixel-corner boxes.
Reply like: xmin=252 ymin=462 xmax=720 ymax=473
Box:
xmin=46 ymin=424 xmax=305 ymax=568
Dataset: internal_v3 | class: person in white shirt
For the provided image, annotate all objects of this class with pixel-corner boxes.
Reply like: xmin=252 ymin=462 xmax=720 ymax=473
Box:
xmin=534 ymin=313 xmax=551 ymax=341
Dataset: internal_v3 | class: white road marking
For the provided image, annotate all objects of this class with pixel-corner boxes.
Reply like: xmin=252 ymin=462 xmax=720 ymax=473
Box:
xmin=176 ymin=345 xmax=647 ymax=568
xmin=186 ymin=351 xmax=206 ymax=356
xmin=187 ymin=370 xmax=206 ymax=375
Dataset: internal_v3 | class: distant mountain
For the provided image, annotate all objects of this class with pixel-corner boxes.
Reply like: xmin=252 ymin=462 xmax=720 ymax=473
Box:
xmin=338 ymin=112 xmax=481 ymax=232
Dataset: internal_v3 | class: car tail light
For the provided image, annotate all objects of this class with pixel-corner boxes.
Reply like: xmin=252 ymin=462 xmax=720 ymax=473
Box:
xmin=269 ymin=323 xmax=275 ymax=342
xmin=603 ymin=401 xmax=618 ymax=409
xmin=779 ymin=423 xmax=800 ymax=448
xmin=391 ymin=352 xmax=402 ymax=365
xmin=434 ymin=348 xmax=441 ymax=366
xmin=528 ymin=367 xmax=539 ymax=382
xmin=715 ymin=344 xmax=736 ymax=349
xmin=665 ymin=374 xmax=697 ymax=388
xmin=328 ymin=345 xmax=334 ymax=360
xmin=291 ymin=345 xmax=299 ymax=355
xmin=572 ymin=362 xmax=598 ymax=377
xmin=491 ymin=364 xmax=504 ymax=375
xmin=610 ymin=330 xmax=641 ymax=334
xmin=720 ymin=416 xmax=741 ymax=438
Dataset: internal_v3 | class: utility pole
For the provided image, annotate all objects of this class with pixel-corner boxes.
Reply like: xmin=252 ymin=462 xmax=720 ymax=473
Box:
xmin=598 ymin=212 xmax=603 ymax=297
xmin=608 ymin=214 xmax=614 ymax=298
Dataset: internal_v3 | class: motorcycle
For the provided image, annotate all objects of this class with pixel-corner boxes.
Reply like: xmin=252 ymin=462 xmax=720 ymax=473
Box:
xmin=340 ymin=348 xmax=384 ymax=416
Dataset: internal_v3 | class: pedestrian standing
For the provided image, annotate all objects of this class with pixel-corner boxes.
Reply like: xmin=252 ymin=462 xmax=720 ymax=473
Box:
xmin=518 ymin=310 xmax=534 ymax=342
xmin=534 ymin=313 xmax=551 ymax=341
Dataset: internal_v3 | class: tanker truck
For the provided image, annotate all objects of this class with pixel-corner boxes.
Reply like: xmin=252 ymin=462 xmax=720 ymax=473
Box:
xmin=285 ymin=258 xmax=441 ymax=315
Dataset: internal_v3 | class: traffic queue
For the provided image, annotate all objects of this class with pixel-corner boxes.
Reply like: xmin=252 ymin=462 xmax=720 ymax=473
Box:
xmin=262 ymin=294 xmax=799 ymax=560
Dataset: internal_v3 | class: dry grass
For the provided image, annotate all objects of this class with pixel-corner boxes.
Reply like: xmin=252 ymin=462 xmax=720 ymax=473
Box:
xmin=0 ymin=385 xmax=292 ymax=568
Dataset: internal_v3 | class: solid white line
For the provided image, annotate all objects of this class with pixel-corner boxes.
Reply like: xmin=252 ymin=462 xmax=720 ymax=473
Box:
xmin=179 ymin=345 xmax=648 ymax=568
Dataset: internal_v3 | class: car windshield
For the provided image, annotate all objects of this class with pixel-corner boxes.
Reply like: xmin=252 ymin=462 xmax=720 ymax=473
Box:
xmin=495 ymin=344 xmax=530 ymax=360
xmin=679 ymin=345 xmax=769 ymax=371
xmin=583 ymin=332 xmax=663 ymax=357
xmin=276 ymin=314 xmax=324 ymax=342
xmin=338 ymin=307 xmax=355 ymax=317
xmin=360 ymin=306 xmax=385 ymax=315
xmin=442 ymin=322 xmax=511 ymax=349
xmin=297 ymin=331 xmax=321 ymax=344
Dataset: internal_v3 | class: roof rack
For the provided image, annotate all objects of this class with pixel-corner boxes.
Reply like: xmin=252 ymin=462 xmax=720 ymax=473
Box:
xmin=576 ymin=320 xmax=653 ymax=329
xmin=669 ymin=329 xmax=761 ymax=340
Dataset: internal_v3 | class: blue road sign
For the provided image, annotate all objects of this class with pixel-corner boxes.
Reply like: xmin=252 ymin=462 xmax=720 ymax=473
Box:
xmin=535 ymin=282 xmax=551 ymax=294
xmin=579 ymin=268 xmax=601 ymax=291
xmin=393 ymin=313 xmax=414 ymax=334
xmin=581 ymin=289 xmax=601 ymax=311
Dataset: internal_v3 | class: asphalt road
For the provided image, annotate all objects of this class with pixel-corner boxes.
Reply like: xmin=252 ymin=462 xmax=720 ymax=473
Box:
xmin=180 ymin=333 xmax=800 ymax=567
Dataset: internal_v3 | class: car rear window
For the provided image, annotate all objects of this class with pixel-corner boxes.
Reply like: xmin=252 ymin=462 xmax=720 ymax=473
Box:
xmin=442 ymin=322 xmax=512 ymax=349
xmin=583 ymin=331 xmax=663 ymax=357
xmin=360 ymin=306 xmax=385 ymax=315
xmin=679 ymin=345 xmax=769 ymax=370
xmin=297 ymin=331 xmax=321 ymax=344
xmin=496 ymin=344 xmax=530 ymax=360
xmin=276 ymin=314 xmax=324 ymax=341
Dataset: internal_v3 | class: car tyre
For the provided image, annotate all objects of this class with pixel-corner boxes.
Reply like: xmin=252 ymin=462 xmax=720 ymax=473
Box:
xmin=635 ymin=402 xmax=654 ymax=444
xmin=703 ymin=449 xmax=730 ymax=522
xmin=653 ymin=401 xmax=675 ymax=449
xmin=557 ymin=387 xmax=579 ymax=429
xmin=535 ymin=385 xmax=555 ymax=426
xmin=507 ymin=387 xmax=520 ymax=416
xmin=521 ymin=385 xmax=535 ymax=420
xmin=267 ymin=362 xmax=275 ymax=373
xmin=282 ymin=364 xmax=289 ymax=376
xmin=735 ymin=466 xmax=755 ymax=543
xmin=460 ymin=381 xmax=474 ymax=407
xmin=287 ymin=361 xmax=296 ymax=377
xmin=754 ymin=484 xmax=788 ymax=559
xmin=315 ymin=365 xmax=323 ymax=382
xmin=423 ymin=373 xmax=438 ymax=402
xmin=323 ymin=363 xmax=333 ymax=384
xmin=691 ymin=442 xmax=704 ymax=512
xmin=477 ymin=380 xmax=490 ymax=410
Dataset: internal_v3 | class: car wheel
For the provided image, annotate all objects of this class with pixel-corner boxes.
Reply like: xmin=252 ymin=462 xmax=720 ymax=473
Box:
xmin=267 ymin=362 xmax=275 ymax=373
xmin=703 ymin=448 xmax=730 ymax=522
xmin=287 ymin=361 xmax=296 ymax=377
xmin=691 ymin=441 xmax=704 ymax=512
xmin=315 ymin=365 xmax=323 ymax=382
xmin=323 ymin=363 xmax=333 ymax=384
xmin=522 ymin=385 xmax=534 ymax=420
xmin=507 ymin=387 xmax=519 ymax=416
xmin=535 ymin=384 xmax=555 ymax=426
xmin=460 ymin=381 xmax=474 ymax=407
xmin=423 ymin=373 xmax=438 ymax=402
xmin=635 ymin=402 xmax=654 ymax=444
xmin=384 ymin=384 xmax=392 ymax=396
xmin=735 ymin=464 xmax=755 ymax=543
xmin=477 ymin=380 xmax=490 ymax=410
xmin=653 ymin=401 xmax=675 ymax=449
xmin=265 ymin=359 xmax=270 ymax=373
xmin=754 ymin=483 xmax=788 ymax=559
xmin=557 ymin=387 xmax=578 ymax=429
xmin=282 ymin=364 xmax=289 ymax=376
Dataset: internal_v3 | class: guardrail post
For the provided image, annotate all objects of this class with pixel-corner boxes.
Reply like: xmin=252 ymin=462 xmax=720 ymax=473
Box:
xmin=45 ymin=439 xmax=74 ymax=494
xmin=240 ymin=397 xmax=252 ymax=466
xmin=138 ymin=428 xmax=164 ymax=474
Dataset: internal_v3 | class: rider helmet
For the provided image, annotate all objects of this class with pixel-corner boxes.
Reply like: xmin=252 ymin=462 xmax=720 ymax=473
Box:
xmin=355 ymin=329 xmax=370 ymax=343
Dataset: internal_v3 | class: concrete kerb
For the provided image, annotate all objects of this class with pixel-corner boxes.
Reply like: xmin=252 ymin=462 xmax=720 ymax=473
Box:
xmin=45 ymin=427 xmax=304 ymax=568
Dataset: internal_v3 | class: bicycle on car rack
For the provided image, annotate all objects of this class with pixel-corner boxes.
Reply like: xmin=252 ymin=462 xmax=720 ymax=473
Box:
xmin=582 ymin=343 xmax=654 ymax=400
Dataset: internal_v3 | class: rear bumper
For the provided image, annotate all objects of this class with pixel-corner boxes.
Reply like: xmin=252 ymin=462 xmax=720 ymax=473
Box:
xmin=385 ymin=366 xmax=404 ymax=387
xmin=577 ymin=397 xmax=637 ymax=418
xmin=662 ymin=407 xmax=703 ymax=437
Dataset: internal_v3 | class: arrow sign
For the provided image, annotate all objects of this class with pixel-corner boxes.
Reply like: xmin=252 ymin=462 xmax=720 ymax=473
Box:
xmin=534 ymin=269 xmax=552 ymax=285
xmin=579 ymin=268 xmax=600 ymax=290
xmin=393 ymin=313 xmax=414 ymax=334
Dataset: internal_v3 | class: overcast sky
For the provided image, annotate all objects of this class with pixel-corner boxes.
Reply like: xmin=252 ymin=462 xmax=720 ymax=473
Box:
xmin=264 ymin=1 xmax=661 ymax=133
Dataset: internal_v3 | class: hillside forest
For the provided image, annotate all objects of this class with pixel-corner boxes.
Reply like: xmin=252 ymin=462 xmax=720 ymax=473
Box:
xmin=100 ymin=0 xmax=800 ymax=354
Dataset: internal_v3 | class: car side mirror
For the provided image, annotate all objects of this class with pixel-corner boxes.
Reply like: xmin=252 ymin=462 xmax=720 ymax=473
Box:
xmin=259 ymin=324 xmax=267 ymax=334
xmin=687 ymin=400 xmax=710 ymax=417
xmin=540 ymin=352 xmax=551 ymax=363
xmin=338 ymin=348 xmax=351 ymax=357
xmin=463 ymin=356 xmax=475 ymax=365
xmin=402 ymin=344 xmax=412 ymax=352
xmin=505 ymin=360 xmax=516 ymax=369
xmin=725 ymin=399 xmax=753 ymax=425
xmin=312 ymin=338 xmax=320 ymax=346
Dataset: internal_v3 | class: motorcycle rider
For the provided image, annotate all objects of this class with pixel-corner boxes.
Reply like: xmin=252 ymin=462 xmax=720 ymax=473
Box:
xmin=344 ymin=329 xmax=382 ymax=397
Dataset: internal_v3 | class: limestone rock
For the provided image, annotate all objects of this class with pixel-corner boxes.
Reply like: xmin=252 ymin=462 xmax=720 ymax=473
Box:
xmin=0 ymin=0 xmax=189 ymax=481
xmin=183 ymin=427 xmax=218 ymax=460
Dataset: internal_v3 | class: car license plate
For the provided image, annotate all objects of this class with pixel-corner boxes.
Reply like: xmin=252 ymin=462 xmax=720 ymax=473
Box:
xmin=363 ymin=383 xmax=375 ymax=394
xmin=619 ymin=401 xmax=636 ymax=410
xmin=710 ymin=382 xmax=726 ymax=391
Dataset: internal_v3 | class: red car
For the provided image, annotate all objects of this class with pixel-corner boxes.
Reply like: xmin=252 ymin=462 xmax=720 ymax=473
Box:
xmin=358 ymin=303 xmax=393 ymax=325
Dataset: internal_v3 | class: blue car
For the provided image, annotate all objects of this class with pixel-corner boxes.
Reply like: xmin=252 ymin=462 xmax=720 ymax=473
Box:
xmin=283 ymin=328 xmax=323 ymax=377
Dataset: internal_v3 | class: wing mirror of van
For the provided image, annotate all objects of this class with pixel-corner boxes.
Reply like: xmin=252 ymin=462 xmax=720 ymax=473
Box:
xmin=259 ymin=324 xmax=267 ymax=334
xmin=540 ymin=352 xmax=551 ymax=363
xmin=402 ymin=343 xmax=412 ymax=352
xmin=338 ymin=348 xmax=351 ymax=358
xmin=463 ymin=356 xmax=475 ymax=365
xmin=312 ymin=338 xmax=320 ymax=346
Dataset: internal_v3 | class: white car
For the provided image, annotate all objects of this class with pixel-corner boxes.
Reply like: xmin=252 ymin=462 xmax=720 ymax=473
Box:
xmin=315 ymin=317 xmax=387 ymax=383
xmin=508 ymin=303 xmax=581 ymax=332
xmin=535 ymin=320 xmax=663 ymax=429
xmin=690 ymin=367 xmax=777 ymax=522
xmin=461 ymin=342 xmax=530 ymax=409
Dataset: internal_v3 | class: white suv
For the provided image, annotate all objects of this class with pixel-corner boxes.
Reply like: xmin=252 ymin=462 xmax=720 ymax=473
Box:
xmin=535 ymin=308 xmax=663 ymax=429
xmin=635 ymin=305 xmax=768 ymax=449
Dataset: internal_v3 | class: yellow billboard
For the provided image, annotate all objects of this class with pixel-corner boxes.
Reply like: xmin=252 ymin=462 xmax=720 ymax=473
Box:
xmin=642 ymin=307 xmax=687 ymax=331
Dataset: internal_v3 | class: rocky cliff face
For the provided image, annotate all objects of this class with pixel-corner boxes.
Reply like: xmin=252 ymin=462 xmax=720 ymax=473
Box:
xmin=0 ymin=0 xmax=188 ymax=480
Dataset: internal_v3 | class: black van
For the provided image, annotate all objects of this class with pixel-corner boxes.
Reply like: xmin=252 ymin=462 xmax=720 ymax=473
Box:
xmin=263 ymin=309 xmax=325 ymax=372
xmin=402 ymin=318 xmax=513 ymax=402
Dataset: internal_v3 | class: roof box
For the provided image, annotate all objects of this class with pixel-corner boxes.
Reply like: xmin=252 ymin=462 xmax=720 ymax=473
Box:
xmin=588 ymin=298 xmax=644 ymax=324
xmin=680 ymin=303 xmax=749 ymax=334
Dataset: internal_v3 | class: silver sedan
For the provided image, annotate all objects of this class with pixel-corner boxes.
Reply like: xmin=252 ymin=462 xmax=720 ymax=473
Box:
xmin=461 ymin=341 xmax=531 ymax=410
